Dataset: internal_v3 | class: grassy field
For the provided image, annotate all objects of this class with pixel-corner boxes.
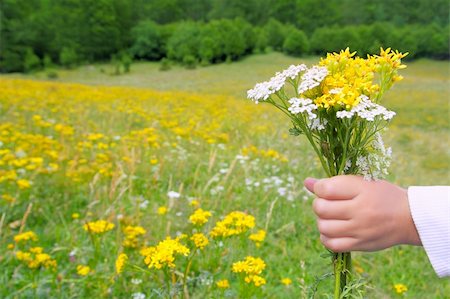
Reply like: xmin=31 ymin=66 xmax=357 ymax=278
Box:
xmin=0 ymin=52 xmax=449 ymax=298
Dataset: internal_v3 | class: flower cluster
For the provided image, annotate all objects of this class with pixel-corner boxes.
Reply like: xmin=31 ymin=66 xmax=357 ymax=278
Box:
xmin=83 ymin=220 xmax=115 ymax=234
xmin=210 ymin=211 xmax=255 ymax=238
xmin=247 ymin=64 xmax=307 ymax=103
xmin=248 ymin=47 xmax=407 ymax=180
xmin=249 ymin=229 xmax=266 ymax=247
xmin=190 ymin=233 xmax=209 ymax=250
xmin=77 ymin=264 xmax=91 ymax=276
xmin=122 ymin=225 xmax=146 ymax=248
xmin=189 ymin=208 xmax=212 ymax=226
xmin=15 ymin=247 xmax=57 ymax=270
xmin=14 ymin=231 xmax=38 ymax=243
xmin=115 ymin=253 xmax=128 ymax=274
xmin=232 ymin=256 xmax=266 ymax=287
xmin=141 ymin=236 xmax=190 ymax=269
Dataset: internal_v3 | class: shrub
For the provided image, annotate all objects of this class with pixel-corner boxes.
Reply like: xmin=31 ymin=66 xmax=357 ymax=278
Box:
xmin=159 ymin=58 xmax=171 ymax=71
xmin=264 ymin=18 xmax=287 ymax=51
xmin=310 ymin=26 xmax=360 ymax=54
xmin=47 ymin=71 xmax=58 ymax=79
xmin=120 ymin=52 xmax=132 ymax=73
xmin=0 ymin=47 xmax=25 ymax=72
xmin=183 ymin=55 xmax=197 ymax=69
xmin=43 ymin=54 xmax=53 ymax=69
xmin=24 ymin=48 xmax=41 ymax=73
xmin=60 ymin=47 xmax=78 ymax=69
xmin=254 ymin=27 xmax=268 ymax=53
xmin=130 ymin=21 xmax=163 ymax=60
xmin=283 ymin=28 xmax=309 ymax=56
xmin=167 ymin=22 xmax=201 ymax=62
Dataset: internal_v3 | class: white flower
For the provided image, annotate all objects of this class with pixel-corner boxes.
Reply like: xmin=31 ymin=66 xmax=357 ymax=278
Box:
xmin=15 ymin=149 xmax=27 ymax=158
xmin=336 ymin=95 xmax=395 ymax=121
xmin=288 ymin=97 xmax=318 ymax=120
xmin=131 ymin=292 xmax=146 ymax=299
xmin=131 ymin=278 xmax=143 ymax=285
xmin=167 ymin=191 xmax=180 ymax=199
xmin=139 ymin=200 xmax=149 ymax=209
xmin=309 ymin=118 xmax=328 ymax=131
xmin=298 ymin=66 xmax=328 ymax=94
xmin=247 ymin=64 xmax=307 ymax=103
xmin=277 ymin=187 xmax=287 ymax=196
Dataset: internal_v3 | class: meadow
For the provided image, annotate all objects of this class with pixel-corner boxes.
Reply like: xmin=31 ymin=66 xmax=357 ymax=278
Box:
xmin=0 ymin=52 xmax=449 ymax=298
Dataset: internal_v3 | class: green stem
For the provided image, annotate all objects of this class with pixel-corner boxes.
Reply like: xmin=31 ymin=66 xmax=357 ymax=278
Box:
xmin=333 ymin=252 xmax=352 ymax=299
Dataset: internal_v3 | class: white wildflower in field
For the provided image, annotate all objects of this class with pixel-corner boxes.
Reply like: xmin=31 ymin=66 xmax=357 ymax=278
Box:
xmin=131 ymin=292 xmax=146 ymax=299
xmin=167 ymin=191 xmax=181 ymax=199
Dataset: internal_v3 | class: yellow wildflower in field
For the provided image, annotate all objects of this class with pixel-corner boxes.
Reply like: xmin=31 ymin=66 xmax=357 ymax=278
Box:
xmin=141 ymin=236 xmax=190 ymax=269
xmin=189 ymin=208 xmax=212 ymax=226
xmin=189 ymin=199 xmax=200 ymax=207
xmin=281 ymin=278 xmax=292 ymax=286
xmin=14 ymin=231 xmax=38 ymax=243
xmin=190 ymin=233 xmax=209 ymax=250
xmin=77 ymin=265 xmax=91 ymax=276
xmin=1 ymin=194 xmax=15 ymax=203
xmin=210 ymin=211 xmax=255 ymax=238
xmin=394 ymin=283 xmax=408 ymax=294
xmin=232 ymin=256 xmax=266 ymax=287
xmin=115 ymin=253 xmax=128 ymax=274
xmin=157 ymin=206 xmax=167 ymax=215
xmin=122 ymin=225 xmax=146 ymax=248
xmin=83 ymin=220 xmax=115 ymax=234
xmin=16 ymin=179 xmax=31 ymax=189
xmin=249 ymin=229 xmax=266 ymax=247
xmin=72 ymin=213 xmax=80 ymax=220
xmin=16 ymin=248 xmax=57 ymax=270
xmin=7 ymin=243 xmax=14 ymax=250
xmin=245 ymin=275 xmax=266 ymax=287
xmin=216 ymin=279 xmax=230 ymax=289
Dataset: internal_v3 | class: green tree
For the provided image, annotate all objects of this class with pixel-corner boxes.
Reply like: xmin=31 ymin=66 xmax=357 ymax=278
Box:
xmin=130 ymin=21 xmax=163 ymax=60
xmin=283 ymin=27 xmax=310 ymax=56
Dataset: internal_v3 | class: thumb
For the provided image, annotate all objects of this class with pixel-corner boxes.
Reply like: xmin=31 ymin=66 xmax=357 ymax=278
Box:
xmin=303 ymin=177 xmax=318 ymax=193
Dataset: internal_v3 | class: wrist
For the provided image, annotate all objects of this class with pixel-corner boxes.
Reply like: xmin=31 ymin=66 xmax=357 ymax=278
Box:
xmin=400 ymin=187 xmax=422 ymax=246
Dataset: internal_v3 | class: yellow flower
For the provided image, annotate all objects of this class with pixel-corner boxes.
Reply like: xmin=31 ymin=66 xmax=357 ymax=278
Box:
xmin=245 ymin=275 xmax=266 ymax=287
xmin=150 ymin=158 xmax=158 ymax=165
xmin=83 ymin=220 xmax=115 ymax=234
xmin=122 ymin=225 xmax=146 ymax=248
xmin=1 ymin=194 xmax=15 ymax=203
xmin=190 ymin=233 xmax=209 ymax=250
xmin=189 ymin=208 xmax=212 ymax=226
xmin=210 ymin=211 xmax=255 ymax=238
xmin=16 ymin=248 xmax=57 ymax=270
xmin=115 ymin=253 xmax=128 ymax=274
xmin=17 ymin=179 xmax=31 ymax=189
xmin=157 ymin=206 xmax=167 ymax=215
xmin=249 ymin=229 xmax=266 ymax=247
xmin=14 ymin=231 xmax=38 ymax=243
xmin=72 ymin=213 xmax=80 ymax=220
xmin=216 ymin=279 xmax=230 ymax=289
xmin=7 ymin=243 xmax=14 ymax=250
xmin=232 ymin=256 xmax=266 ymax=276
xmin=77 ymin=265 xmax=91 ymax=276
xmin=189 ymin=199 xmax=200 ymax=207
xmin=142 ymin=236 xmax=190 ymax=269
xmin=281 ymin=277 xmax=292 ymax=286
xmin=394 ymin=283 xmax=408 ymax=294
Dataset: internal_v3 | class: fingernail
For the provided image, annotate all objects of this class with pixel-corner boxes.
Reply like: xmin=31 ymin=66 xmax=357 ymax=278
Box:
xmin=304 ymin=177 xmax=318 ymax=192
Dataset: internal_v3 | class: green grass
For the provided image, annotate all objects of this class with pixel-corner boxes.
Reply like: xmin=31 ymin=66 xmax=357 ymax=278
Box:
xmin=1 ymin=52 xmax=449 ymax=298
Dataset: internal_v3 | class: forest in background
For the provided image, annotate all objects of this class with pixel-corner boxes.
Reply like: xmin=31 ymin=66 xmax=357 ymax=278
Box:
xmin=1 ymin=0 xmax=449 ymax=72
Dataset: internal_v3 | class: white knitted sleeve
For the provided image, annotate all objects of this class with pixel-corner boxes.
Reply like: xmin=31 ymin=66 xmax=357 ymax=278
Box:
xmin=408 ymin=186 xmax=450 ymax=278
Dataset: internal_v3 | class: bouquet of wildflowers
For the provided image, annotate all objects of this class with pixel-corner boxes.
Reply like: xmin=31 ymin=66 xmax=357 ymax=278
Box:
xmin=248 ymin=48 xmax=407 ymax=298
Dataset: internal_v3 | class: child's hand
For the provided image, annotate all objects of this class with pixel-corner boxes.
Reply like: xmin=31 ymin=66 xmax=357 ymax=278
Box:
xmin=304 ymin=175 xmax=422 ymax=252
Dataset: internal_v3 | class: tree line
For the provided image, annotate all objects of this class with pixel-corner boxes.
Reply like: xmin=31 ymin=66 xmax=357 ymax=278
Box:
xmin=1 ymin=0 xmax=449 ymax=72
